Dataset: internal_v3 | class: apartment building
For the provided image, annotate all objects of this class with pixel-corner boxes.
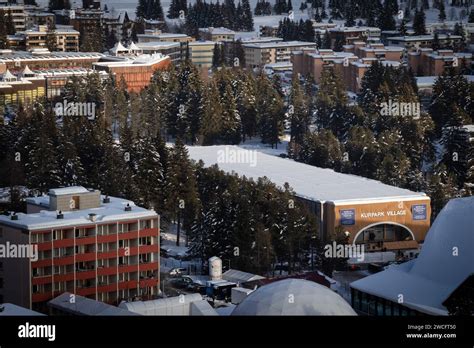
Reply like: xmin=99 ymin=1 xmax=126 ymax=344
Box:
xmin=188 ymin=40 xmax=215 ymax=69
xmin=0 ymin=187 xmax=160 ymax=312
xmin=199 ymin=27 xmax=236 ymax=42
xmin=386 ymin=34 xmax=463 ymax=50
xmin=137 ymin=31 xmax=194 ymax=44
xmin=25 ymin=11 xmax=55 ymax=29
xmin=328 ymin=26 xmax=382 ymax=48
xmin=243 ymin=41 xmax=317 ymax=69
xmin=17 ymin=25 xmax=80 ymax=52
xmin=408 ymin=48 xmax=472 ymax=76
xmin=292 ymin=43 xmax=404 ymax=92
xmin=0 ymin=5 xmax=26 ymax=32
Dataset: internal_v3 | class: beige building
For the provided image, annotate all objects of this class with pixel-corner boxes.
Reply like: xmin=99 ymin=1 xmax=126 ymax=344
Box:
xmin=386 ymin=34 xmax=463 ymax=50
xmin=243 ymin=41 xmax=317 ymax=69
xmin=137 ymin=31 xmax=194 ymax=44
xmin=188 ymin=40 xmax=215 ymax=69
xmin=199 ymin=27 xmax=236 ymax=42
xmin=19 ymin=25 xmax=80 ymax=52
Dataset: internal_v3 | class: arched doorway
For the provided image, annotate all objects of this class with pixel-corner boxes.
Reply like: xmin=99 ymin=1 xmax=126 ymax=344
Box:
xmin=352 ymin=222 xmax=415 ymax=247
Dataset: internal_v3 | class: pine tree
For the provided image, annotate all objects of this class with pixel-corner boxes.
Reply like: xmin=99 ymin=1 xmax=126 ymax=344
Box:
xmin=322 ymin=31 xmax=331 ymax=49
xmin=200 ymin=81 xmax=223 ymax=145
xmin=288 ymin=75 xmax=310 ymax=158
xmin=438 ymin=1 xmax=446 ymax=21
xmin=413 ymin=7 xmax=427 ymax=35
xmin=469 ymin=9 xmax=474 ymax=23
xmin=5 ymin=11 xmax=15 ymax=35
xmin=220 ymin=82 xmax=241 ymax=144
xmin=256 ymin=74 xmax=285 ymax=149
xmin=298 ymin=130 xmax=343 ymax=169
xmin=0 ymin=10 xmax=8 ymax=49
xmin=241 ymin=0 xmax=254 ymax=31
xmin=165 ymin=139 xmax=199 ymax=246
xmin=136 ymin=0 xmax=147 ymax=18
xmin=46 ymin=24 xmax=58 ymax=51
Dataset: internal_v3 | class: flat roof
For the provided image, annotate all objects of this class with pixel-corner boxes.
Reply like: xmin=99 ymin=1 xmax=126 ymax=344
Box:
xmin=186 ymin=145 xmax=427 ymax=203
xmin=243 ymin=41 xmax=316 ymax=49
xmin=0 ymin=303 xmax=45 ymax=316
xmin=0 ymin=194 xmax=158 ymax=231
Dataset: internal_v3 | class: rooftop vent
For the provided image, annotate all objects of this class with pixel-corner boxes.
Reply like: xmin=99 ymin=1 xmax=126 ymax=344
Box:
xmin=103 ymin=196 xmax=110 ymax=203
xmin=10 ymin=212 xmax=18 ymax=221
xmin=124 ymin=203 xmax=132 ymax=212
xmin=57 ymin=211 xmax=64 ymax=219
xmin=88 ymin=213 xmax=97 ymax=222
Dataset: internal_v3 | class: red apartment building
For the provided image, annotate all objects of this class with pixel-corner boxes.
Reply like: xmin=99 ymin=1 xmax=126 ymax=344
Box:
xmin=0 ymin=187 xmax=160 ymax=312
xmin=408 ymin=48 xmax=472 ymax=76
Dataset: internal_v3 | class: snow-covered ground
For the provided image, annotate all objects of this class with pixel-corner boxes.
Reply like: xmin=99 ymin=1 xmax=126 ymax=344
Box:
xmin=36 ymin=0 xmax=470 ymax=29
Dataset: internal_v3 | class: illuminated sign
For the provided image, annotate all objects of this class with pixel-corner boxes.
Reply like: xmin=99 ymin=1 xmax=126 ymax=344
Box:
xmin=340 ymin=209 xmax=355 ymax=225
xmin=412 ymin=204 xmax=427 ymax=220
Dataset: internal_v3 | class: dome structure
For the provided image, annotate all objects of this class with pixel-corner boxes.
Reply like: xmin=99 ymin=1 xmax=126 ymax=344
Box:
xmin=231 ymin=279 xmax=357 ymax=316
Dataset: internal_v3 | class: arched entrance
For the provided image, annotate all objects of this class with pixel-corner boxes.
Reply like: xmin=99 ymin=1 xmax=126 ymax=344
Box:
xmin=352 ymin=222 xmax=415 ymax=247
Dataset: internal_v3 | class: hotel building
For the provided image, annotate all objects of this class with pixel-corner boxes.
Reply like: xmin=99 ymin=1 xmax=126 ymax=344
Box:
xmin=0 ymin=187 xmax=160 ymax=312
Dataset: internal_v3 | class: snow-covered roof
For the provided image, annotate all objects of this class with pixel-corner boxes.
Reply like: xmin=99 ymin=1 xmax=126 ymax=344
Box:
xmin=0 ymin=303 xmax=45 ymax=316
xmin=128 ymin=42 xmax=141 ymax=51
xmin=222 ymin=269 xmax=265 ymax=284
xmin=0 ymin=194 xmax=157 ymax=231
xmin=199 ymin=27 xmax=235 ymax=35
xmin=351 ymin=197 xmax=474 ymax=315
xmin=243 ymin=41 xmax=316 ymax=49
xmin=119 ymin=293 xmax=206 ymax=315
xmin=48 ymin=292 xmax=138 ymax=315
xmin=232 ymin=279 xmax=357 ymax=315
xmin=48 ymin=186 xmax=89 ymax=195
xmin=186 ymin=145 xmax=427 ymax=203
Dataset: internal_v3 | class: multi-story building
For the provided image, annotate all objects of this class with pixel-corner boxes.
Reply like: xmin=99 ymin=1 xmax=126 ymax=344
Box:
xmin=18 ymin=25 xmax=80 ymax=52
xmin=243 ymin=41 xmax=317 ymax=69
xmin=292 ymin=43 xmax=404 ymax=92
xmin=328 ymin=26 xmax=381 ymax=48
xmin=25 ymin=11 xmax=55 ymax=29
xmin=0 ymin=187 xmax=160 ymax=312
xmin=0 ymin=67 xmax=45 ymax=106
xmin=137 ymin=31 xmax=194 ymax=44
xmin=199 ymin=27 xmax=236 ymax=42
xmin=136 ymin=42 xmax=183 ymax=64
xmin=188 ymin=40 xmax=215 ymax=69
xmin=93 ymin=53 xmax=171 ymax=92
xmin=386 ymin=34 xmax=463 ymax=50
xmin=0 ymin=5 xmax=26 ymax=32
xmin=408 ymin=48 xmax=472 ymax=76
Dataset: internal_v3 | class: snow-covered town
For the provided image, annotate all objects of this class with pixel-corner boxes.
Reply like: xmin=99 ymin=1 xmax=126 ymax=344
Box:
xmin=0 ymin=0 xmax=472 ymax=345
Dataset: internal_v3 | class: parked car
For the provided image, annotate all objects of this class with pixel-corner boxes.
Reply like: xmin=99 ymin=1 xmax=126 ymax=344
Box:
xmin=169 ymin=268 xmax=187 ymax=277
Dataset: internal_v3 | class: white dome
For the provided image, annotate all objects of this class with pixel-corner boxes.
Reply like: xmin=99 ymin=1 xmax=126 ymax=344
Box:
xmin=231 ymin=279 xmax=356 ymax=316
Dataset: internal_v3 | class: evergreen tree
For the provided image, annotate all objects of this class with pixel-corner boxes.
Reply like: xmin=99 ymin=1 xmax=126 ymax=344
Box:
xmin=165 ymin=139 xmax=199 ymax=246
xmin=241 ymin=0 xmax=254 ymax=31
xmin=438 ymin=1 xmax=446 ymax=21
xmin=413 ymin=7 xmax=427 ymax=35
xmin=0 ymin=10 xmax=9 ymax=49
xmin=288 ymin=75 xmax=310 ymax=158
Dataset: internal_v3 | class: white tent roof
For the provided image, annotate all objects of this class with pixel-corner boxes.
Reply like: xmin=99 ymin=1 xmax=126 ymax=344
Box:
xmin=232 ymin=279 xmax=356 ymax=315
xmin=351 ymin=196 xmax=474 ymax=315
xmin=2 ymin=69 xmax=16 ymax=81
xmin=128 ymin=41 xmax=141 ymax=51
xmin=110 ymin=42 xmax=129 ymax=55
